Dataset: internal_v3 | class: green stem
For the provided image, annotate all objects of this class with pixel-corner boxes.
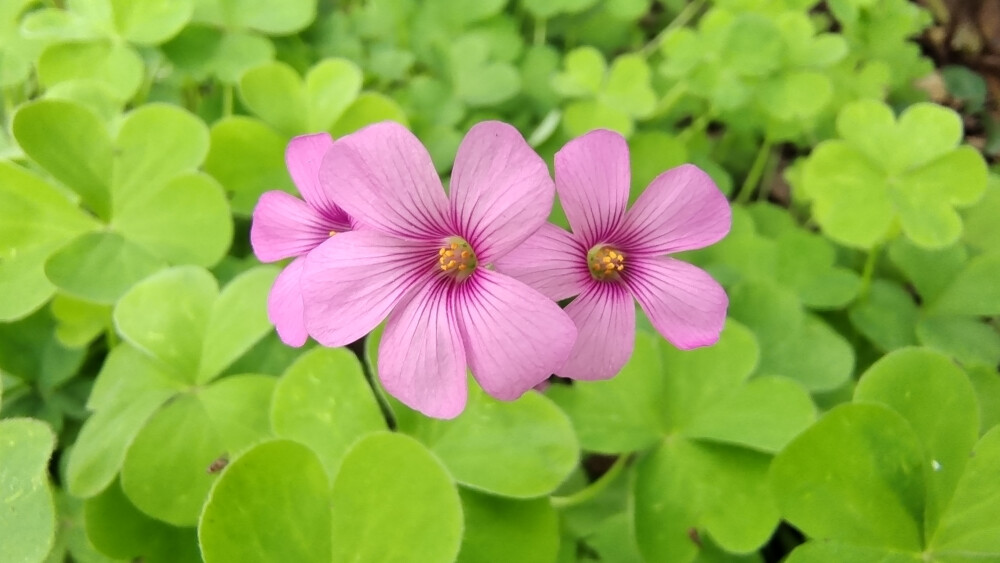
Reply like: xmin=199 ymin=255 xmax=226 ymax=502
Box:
xmin=651 ymin=82 xmax=687 ymax=119
xmin=551 ymin=454 xmax=632 ymax=509
xmin=640 ymin=0 xmax=706 ymax=57
xmin=222 ymin=83 xmax=234 ymax=117
xmin=859 ymin=244 xmax=881 ymax=298
xmin=534 ymin=17 xmax=547 ymax=46
xmin=679 ymin=111 xmax=712 ymax=142
xmin=735 ymin=135 xmax=773 ymax=204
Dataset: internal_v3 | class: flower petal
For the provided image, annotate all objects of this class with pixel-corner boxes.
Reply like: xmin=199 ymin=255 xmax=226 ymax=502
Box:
xmin=557 ymin=283 xmax=635 ymax=381
xmin=616 ymin=164 xmax=731 ymax=255
xmin=302 ymin=230 xmax=434 ymax=347
xmin=285 ymin=133 xmax=351 ymax=229
xmin=622 ymin=255 xmax=728 ymax=349
xmin=555 ymin=129 xmax=630 ymax=246
xmin=456 ymin=270 xmax=577 ymax=400
xmin=492 ymin=223 xmax=590 ymax=301
xmin=450 ymin=121 xmax=555 ymax=262
xmin=379 ymin=277 xmax=467 ymax=419
xmin=267 ymin=257 xmax=307 ymax=347
xmin=250 ymin=190 xmax=334 ymax=262
xmin=320 ymin=122 xmax=450 ymax=240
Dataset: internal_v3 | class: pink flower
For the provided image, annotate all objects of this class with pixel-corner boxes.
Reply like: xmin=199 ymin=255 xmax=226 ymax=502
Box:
xmin=496 ymin=130 xmax=731 ymax=381
xmin=250 ymin=133 xmax=353 ymax=347
xmin=301 ymin=121 xmax=577 ymax=419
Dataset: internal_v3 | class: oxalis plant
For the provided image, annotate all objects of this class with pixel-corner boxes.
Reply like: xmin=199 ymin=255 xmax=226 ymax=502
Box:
xmin=1 ymin=0 xmax=999 ymax=562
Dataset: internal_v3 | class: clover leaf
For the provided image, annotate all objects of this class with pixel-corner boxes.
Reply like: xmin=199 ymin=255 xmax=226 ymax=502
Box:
xmin=549 ymin=322 xmax=815 ymax=562
xmin=773 ymin=348 xmax=1000 ymax=562
xmin=11 ymin=100 xmax=232 ymax=305
xmin=66 ymin=266 xmax=277 ymax=522
xmin=553 ymin=47 xmax=655 ymax=137
xmin=800 ymin=100 xmax=987 ymax=249
xmin=0 ymin=418 xmax=57 ymax=563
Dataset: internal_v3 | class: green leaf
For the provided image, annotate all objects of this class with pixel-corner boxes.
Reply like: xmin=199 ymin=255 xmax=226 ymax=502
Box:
xmin=13 ymin=99 xmax=112 ymax=219
xmin=770 ymin=404 xmax=926 ymax=551
xmin=271 ymin=347 xmax=386 ymax=480
xmin=457 ymin=489 xmax=559 ymax=563
xmin=803 ymin=100 xmax=987 ymax=249
xmin=113 ymin=266 xmax=216 ymax=378
xmin=66 ymin=345 xmax=180 ymax=497
xmin=684 ymin=376 xmax=815 ymax=453
xmin=195 ymin=0 xmax=315 ymax=35
xmin=722 ymin=14 xmax=782 ymax=77
xmin=113 ymin=172 xmax=232 ymax=267
xmin=551 ymin=46 xmax=605 ymax=98
xmin=801 ymin=141 xmax=892 ymax=249
xmin=928 ymin=252 xmax=1000 ymax=316
xmin=404 ymin=384 xmax=578 ymax=498
xmin=0 ymin=418 xmax=56 ymax=563
xmin=330 ymin=432 xmax=463 ymax=563
xmin=887 ymin=239 xmax=966 ymax=304
xmin=941 ymin=65 xmax=987 ymax=113
xmin=848 ymin=280 xmax=919 ymax=351
xmin=854 ymin=348 xmax=979 ymax=535
xmin=661 ymin=320 xmax=761 ymax=430
xmin=110 ymin=0 xmax=193 ymax=45
xmin=0 ymin=306 xmax=85 ymax=390
xmin=161 ymin=25 xmax=275 ymax=83
xmin=563 ymin=100 xmax=633 ymax=138
xmin=51 ymin=294 xmax=111 ymax=348
xmin=0 ymin=243 xmax=61 ymax=321
xmin=786 ymin=542 xmax=921 ymax=563
xmin=306 ymin=58 xmax=363 ymax=130
xmin=634 ymin=439 xmax=778 ymax=561
xmin=930 ymin=426 xmax=1000 ymax=556
xmin=962 ymin=175 xmax=1000 ymax=253
xmin=197 ymin=266 xmax=277 ymax=382
xmin=85 ymin=479 xmax=201 ymax=563
xmin=629 ymin=132 xmax=689 ymax=199
xmin=330 ymin=92 xmax=409 ymax=137
xmin=203 ymin=116 xmax=292 ymax=216
xmin=121 ymin=375 xmax=275 ymax=526
xmin=729 ymin=281 xmax=853 ymax=391
xmin=199 ymin=440 xmax=331 ymax=563
xmin=547 ymin=331 xmax=664 ymax=454
xmin=112 ymin=103 xmax=210 ymax=205
xmin=239 ymin=61 xmax=309 ymax=135
xmin=600 ymin=54 xmax=655 ymax=118
xmin=37 ymin=40 xmax=144 ymax=102
xmin=917 ymin=316 xmax=1000 ymax=366
xmin=967 ymin=364 xmax=1000 ymax=434
xmin=44 ymin=231 xmax=166 ymax=304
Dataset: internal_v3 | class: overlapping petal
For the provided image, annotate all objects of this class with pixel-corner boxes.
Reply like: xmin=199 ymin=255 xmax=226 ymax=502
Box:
xmin=555 ymin=129 xmax=630 ymax=246
xmin=285 ymin=133 xmax=351 ymax=229
xmin=558 ymin=283 xmax=635 ymax=381
xmin=622 ymin=255 xmax=728 ymax=350
xmin=320 ymin=122 xmax=450 ymax=240
xmin=493 ymin=223 xmax=591 ymax=301
xmin=250 ymin=190 xmax=335 ymax=262
xmin=302 ymin=230 xmax=436 ymax=347
xmin=266 ymin=257 xmax=307 ymax=347
xmin=380 ymin=277 xmax=468 ymax=419
xmin=616 ymin=164 xmax=731 ymax=255
xmin=450 ymin=121 xmax=555 ymax=262
xmin=456 ymin=270 xmax=577 ymax=400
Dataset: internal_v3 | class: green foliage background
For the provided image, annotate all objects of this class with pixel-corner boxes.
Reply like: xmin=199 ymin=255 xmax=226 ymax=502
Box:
xmin=1 ymin=0 xmax=999 ymax=562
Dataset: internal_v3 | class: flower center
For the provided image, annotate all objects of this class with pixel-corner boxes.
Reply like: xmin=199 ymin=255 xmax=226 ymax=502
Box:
xmin=587 ymin=245 xmax=625 ymax=281
xmin=438 ymin=237 xmax=477 ymax=281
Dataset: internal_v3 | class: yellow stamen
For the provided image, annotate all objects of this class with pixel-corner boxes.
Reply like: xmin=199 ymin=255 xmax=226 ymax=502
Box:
xmin=437 ymin=237 xmax=478 ymax=281
xmin=587 ymin=245 xmax=625 ymax=281
xmin=329 ymin=231 xmax=337 ymax=237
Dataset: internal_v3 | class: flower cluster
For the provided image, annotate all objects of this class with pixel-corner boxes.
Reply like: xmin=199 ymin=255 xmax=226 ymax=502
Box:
xmin=251 ymin=122 xmax=732 ymax=418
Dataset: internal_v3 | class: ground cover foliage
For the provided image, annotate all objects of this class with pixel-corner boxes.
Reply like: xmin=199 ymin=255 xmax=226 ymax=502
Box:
xmin=1 ymin=0 xmax=999 ymax=561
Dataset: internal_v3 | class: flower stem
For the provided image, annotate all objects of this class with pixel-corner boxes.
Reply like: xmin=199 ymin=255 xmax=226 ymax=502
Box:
xmin=736 ymin=135 xmax=773 ymax=204
xmin=641 ymin=0 xmax=706 ymax=57
xmin=222 ymin=83 xmax=234 ymax=117
xmin=858 ymin=244 xmax=881 ymax=299
xmin=534 ymin=17 xmax=547 ymax=46
xmin=651 ymin=81 xmax=687 ymax=119
xmin=550 ymin=454 xmax=632 ymax=509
